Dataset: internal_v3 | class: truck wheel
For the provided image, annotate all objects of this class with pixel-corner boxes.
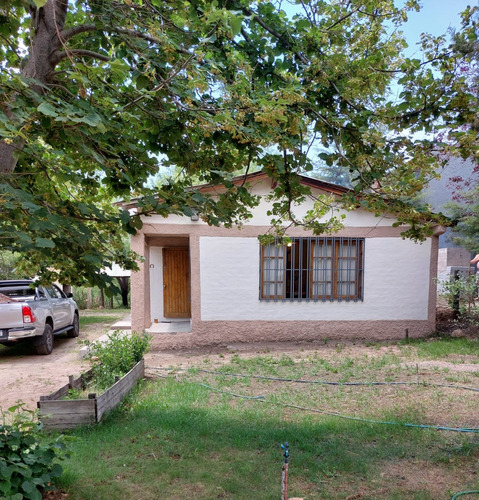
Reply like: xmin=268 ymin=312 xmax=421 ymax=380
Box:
xmin=35 ymin=324 xmax=54 ymax=355
xmin=67 ymin=313 xmax=80 ymax=338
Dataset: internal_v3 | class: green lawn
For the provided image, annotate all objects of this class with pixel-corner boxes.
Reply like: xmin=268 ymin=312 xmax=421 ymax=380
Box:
xmin=56 ymin=338 xmax=479 ymax=499
xmin=78 ymin=314 xmax=124 ymax=328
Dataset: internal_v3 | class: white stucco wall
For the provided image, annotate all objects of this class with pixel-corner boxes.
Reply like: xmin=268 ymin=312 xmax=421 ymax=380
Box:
xmin=199 ymin=236 xmax=432 ymax=321
xmin=149 ymin=247 xmax=164 ymax=322
xmin=140 ymin=178 xmax=398 ymax=228
xmin=246 ymin=184 xmax=397 ymax=227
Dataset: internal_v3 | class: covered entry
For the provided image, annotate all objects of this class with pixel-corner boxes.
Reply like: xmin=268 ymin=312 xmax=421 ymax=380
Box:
xmin=148 ymin=237 xmax=191 ymax=323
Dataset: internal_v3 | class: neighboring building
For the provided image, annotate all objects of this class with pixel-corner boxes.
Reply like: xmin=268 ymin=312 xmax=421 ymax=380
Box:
xmin=129 ymin=171 xmax=445 ymax=345
xmin=424 ymin=157 xmax=477 ymax=285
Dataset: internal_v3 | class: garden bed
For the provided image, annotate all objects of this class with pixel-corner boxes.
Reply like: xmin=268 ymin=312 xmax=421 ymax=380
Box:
xmin=37 ymin=359 xmax=144 ymax=431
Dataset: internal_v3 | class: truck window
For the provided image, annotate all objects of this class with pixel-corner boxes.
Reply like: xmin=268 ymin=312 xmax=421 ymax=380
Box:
xmin=0 ymin=286 xmax=36 ymax=299
xmin=45 ymin=285 xmax=61 ymax=299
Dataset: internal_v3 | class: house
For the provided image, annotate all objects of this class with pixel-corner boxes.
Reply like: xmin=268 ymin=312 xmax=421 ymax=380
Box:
xmin=129 ymin=171 xmax=445 ymax=345
xmin=423 ymin=156 xmax=477 ymax=287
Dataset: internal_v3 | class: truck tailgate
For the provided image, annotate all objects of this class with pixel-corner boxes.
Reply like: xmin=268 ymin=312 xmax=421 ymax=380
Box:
xmin=0 ymin=303 xmax=24 ymax=329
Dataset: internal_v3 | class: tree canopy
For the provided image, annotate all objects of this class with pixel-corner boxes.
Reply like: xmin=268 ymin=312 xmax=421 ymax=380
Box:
xmin=0 ymin=0 xmax=477 ymax=286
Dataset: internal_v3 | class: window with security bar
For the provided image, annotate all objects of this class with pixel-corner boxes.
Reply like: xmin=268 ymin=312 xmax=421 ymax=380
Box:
xmin=260 ymin=237 xmax=364 ymax=301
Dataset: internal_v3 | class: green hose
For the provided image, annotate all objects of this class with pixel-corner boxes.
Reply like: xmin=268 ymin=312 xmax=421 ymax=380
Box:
xmin=199 ymin=382 xmax=479 ymax=433
xmin=451 ymin=491 xmax=479 ymax=499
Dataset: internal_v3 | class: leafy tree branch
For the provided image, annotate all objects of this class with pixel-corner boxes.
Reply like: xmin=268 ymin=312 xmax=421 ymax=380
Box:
xmin=0 ymin=0 xmax=476 ymax=286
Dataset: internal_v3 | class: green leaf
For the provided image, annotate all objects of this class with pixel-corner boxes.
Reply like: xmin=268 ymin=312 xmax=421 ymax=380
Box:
xmin=37 ymin=103 xmax=58 ymax=117
xmin=81 ymin=113 xmax=107 ymax=132
xmin=16 ymin=232 xmax=33 ymax=244
xmin=24 ymin=487 xmax=42 ymax=500
xmin=109 ymin=59 xmax=130 ymax=75
xmin=22 ymin=479 xmax=35 ymax=493
xmin=0 ymin=462 xmax=12 ymax=479
xmin=83 ymin=254 xmax=102 ymax=265
xmin=34 ymin=238 xmax=55 ymax=248
xmin=21 ymin=201 xmax=41 ymax=212
xmin=33 ymin=0 xmax=48 ymax=7
xmin=49 ymin=463 xmax=63 ymax=478
xmin=120 ymin=210 xmax=131 ymax=225
xmin=229 ymin=15 xmax=242 ymax=36
xmin=136 ymin=75 xmax=150 ymax=90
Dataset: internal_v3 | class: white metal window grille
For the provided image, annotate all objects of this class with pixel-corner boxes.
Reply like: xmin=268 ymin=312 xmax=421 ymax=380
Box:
xmin=260 ymin=237 xmax=364 ymax=301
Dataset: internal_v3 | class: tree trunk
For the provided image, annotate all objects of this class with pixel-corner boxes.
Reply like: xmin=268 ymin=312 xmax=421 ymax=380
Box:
xmin=0 ymin=140 xmax=26 ymax=174
xmin=116 ymin=277 xmax=130 ymax=308
xmin=86 ymin=288 xmax=92 ymax=309
xmin=0 ymin=0 xmax=68 ymax=173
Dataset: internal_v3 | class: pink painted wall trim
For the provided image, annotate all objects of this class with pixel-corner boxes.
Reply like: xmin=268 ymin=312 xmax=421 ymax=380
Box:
xmin=190 ymin=319 xmax=434 ymax=345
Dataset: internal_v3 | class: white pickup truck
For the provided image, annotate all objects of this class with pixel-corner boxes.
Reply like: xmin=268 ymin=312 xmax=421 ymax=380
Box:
xmin=0 ymin=280 xmax=79 ymax=355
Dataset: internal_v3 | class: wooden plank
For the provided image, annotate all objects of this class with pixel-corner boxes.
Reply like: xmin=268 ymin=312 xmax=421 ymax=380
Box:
xmin=70 ymin=375 xmax=86 ymax=390
xmin=41 ymin=412 xmax=96 ymax=431
xmin=38 ymin=399 xmax=96 ymax=414
xmin=97 ymin=360 xmax=144 ymax=420
xmin=41 ymin=413 xmax=96 ymax=424
xmin=163 ymin=248 xmax=190 ymax=318
xmin=100 ymin=378 xmax=130 ymax=401
xmin=39 ymin=384 xmax=70 ymax=401
xmin=97 ymin=360 xmax=144 ymax=421
xmin=39 ymin=398 xmax=96 ymax=431
xmin=97 ymin=380 xmax=132 ymax=412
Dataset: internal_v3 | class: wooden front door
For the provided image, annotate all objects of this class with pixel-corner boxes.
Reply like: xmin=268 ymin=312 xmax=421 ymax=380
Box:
xmin=163 ymin=248 xmax=191 ymax=318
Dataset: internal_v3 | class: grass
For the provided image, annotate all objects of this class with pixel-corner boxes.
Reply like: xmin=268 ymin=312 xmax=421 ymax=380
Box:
xmin=55 ymin=337 xmax=479 ymax=500
xmin=79 ymin=313 xmax=125 ymax=328
xmin=405 ymin=337 xmax=479 ymax=359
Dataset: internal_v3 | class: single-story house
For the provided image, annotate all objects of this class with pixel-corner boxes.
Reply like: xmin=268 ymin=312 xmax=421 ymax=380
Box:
xmin=129 ymin=171 xmax=445 ymax=344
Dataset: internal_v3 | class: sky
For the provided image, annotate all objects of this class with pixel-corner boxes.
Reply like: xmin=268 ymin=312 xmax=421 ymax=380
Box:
xmin=399 ymin=0 xmax=477 ymax=54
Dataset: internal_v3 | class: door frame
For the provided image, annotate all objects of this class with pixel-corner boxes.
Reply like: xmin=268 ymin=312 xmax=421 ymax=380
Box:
xmin=149 ymin=242 xmax=191 ymax=323
xmin=162 ymin=247 xmax=191 ymax=319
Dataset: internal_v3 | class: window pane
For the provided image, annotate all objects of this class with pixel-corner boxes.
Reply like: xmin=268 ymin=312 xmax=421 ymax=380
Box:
xmin=311 ymin=239 xmax=333 ymax=299
xmin=261 ymin=244 xmax=285 ymax=299
xmin=336 ymin=240 xmax=360 ymax=299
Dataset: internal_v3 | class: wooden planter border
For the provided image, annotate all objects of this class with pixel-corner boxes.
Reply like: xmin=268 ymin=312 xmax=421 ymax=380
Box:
xmin=37 ymin=359 xmax=145 ymax=431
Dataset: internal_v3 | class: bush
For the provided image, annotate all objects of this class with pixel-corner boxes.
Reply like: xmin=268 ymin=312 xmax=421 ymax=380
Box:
xmin=437 ymin=274 xmax=479 ymax=332
xmin=84 ymin=331 xmax=151 ymax=391
xmin=0 ymin=404 xmax=68 ymax=500
xmin=438 ymin=274 xmax=477 ymax=315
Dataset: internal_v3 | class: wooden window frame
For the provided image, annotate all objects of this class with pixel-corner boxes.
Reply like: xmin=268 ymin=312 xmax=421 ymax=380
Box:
xmin=260 ymin=237 xmax=364 ymax=302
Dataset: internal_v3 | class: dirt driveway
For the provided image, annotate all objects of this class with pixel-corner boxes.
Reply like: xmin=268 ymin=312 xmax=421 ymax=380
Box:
xmin=0 ymin=311 xmax=128 ymax=412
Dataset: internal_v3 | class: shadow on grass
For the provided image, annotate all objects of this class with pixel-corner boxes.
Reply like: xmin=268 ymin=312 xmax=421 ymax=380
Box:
xmin=57 ymin=379 xmax=479 ymax=500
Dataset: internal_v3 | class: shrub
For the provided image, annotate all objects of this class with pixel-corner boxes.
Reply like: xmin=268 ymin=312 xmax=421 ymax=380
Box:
xmin=0 ymin=404 xmax=68 ymax=500
xmin=84 ymin=331 xmax=151 ymax=391
xmin=438 ymin=274 xmax=477 ymax=315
